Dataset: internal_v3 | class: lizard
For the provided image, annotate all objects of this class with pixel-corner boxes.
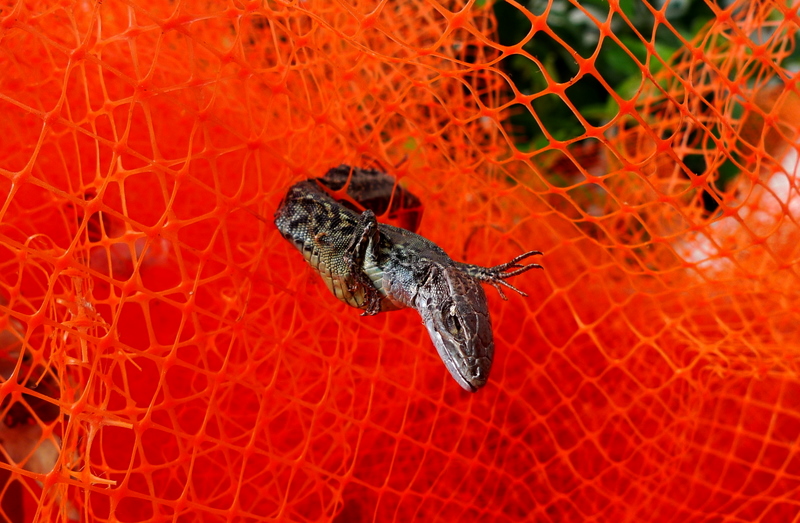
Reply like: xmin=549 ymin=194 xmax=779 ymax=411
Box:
xmin=274 ymin=165 xmax=543 ymax=392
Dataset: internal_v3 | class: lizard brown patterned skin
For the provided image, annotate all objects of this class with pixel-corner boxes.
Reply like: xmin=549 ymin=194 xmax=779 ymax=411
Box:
xmin=274 ymin=165 xmax=543 ymax=392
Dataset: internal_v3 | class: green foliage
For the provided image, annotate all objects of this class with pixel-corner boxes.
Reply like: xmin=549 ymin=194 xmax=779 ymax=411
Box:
xmin=494 ymin=0 xmax=717 ymax=148
xmin=493 ymin=0 xmax=800 ymax=214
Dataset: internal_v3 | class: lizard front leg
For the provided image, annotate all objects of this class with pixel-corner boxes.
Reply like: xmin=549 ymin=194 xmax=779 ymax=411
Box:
xmin=457 ymin=251 xmax=544 ymax=300
xmin=343 ymin=209 xmax=383 ymax=315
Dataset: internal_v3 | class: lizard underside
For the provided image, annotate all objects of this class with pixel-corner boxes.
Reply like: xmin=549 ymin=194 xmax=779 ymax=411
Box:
xmin=274 ymin=165 xmax=543 ymax=392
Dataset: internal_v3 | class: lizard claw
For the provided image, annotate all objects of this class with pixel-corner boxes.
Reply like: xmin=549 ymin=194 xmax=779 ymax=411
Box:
xmin=339 ymin=208 xmax=384 ymax=315
xmin=361 ymin=280 xmax=383 ymax=314
xmin=458 ymin=250 xmax=543 ymax=299
xmin=343 ymin=254 xmax=383 ymax=315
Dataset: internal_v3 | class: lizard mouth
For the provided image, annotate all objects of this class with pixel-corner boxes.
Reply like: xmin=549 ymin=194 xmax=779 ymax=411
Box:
xmin=424 ymin=325 xmax=492 ymax=392
xmin=455 ymin=357 xmax=491 ymax=393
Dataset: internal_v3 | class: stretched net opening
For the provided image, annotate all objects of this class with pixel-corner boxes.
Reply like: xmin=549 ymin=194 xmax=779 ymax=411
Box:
xmin=0 ymin=0 xmax=799 ymax=520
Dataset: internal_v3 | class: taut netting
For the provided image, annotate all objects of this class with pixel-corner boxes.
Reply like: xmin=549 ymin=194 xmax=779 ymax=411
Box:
xmin=0 ymin=0 xmax=799 ymax=520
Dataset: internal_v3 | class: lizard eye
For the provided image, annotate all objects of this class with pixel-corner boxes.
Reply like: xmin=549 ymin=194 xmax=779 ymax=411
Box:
xmin=444 ymin=314 xmax=462 ymax=337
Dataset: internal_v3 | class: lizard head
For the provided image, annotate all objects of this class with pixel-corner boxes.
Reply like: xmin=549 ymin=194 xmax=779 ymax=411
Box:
xmin=415 ymin=265 xmax=494 ymax=392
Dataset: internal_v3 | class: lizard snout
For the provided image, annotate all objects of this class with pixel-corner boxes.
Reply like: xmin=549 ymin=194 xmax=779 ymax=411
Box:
xmin=416 ymin=266 xmax=494 ymax=392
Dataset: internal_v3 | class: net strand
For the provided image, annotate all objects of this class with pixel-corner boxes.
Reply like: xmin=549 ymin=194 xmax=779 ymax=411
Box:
xmin=0 ymin=0 xmax=798 ymax=521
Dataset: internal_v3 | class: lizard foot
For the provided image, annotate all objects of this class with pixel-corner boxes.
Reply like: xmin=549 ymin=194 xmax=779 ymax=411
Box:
xmin=342 ymin=209 xmax=383 ymax=315
xmin=459 ymin=250 xmax=543 ymax=300
xmin=341 ymin=250 xmax=383 ymax=315
xmin=343 ymin=262 xmax=382 ymax=316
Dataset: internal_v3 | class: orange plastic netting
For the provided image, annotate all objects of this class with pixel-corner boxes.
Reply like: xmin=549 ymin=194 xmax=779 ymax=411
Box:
xmin=1 ymin=0 xmax=799 ymax=521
